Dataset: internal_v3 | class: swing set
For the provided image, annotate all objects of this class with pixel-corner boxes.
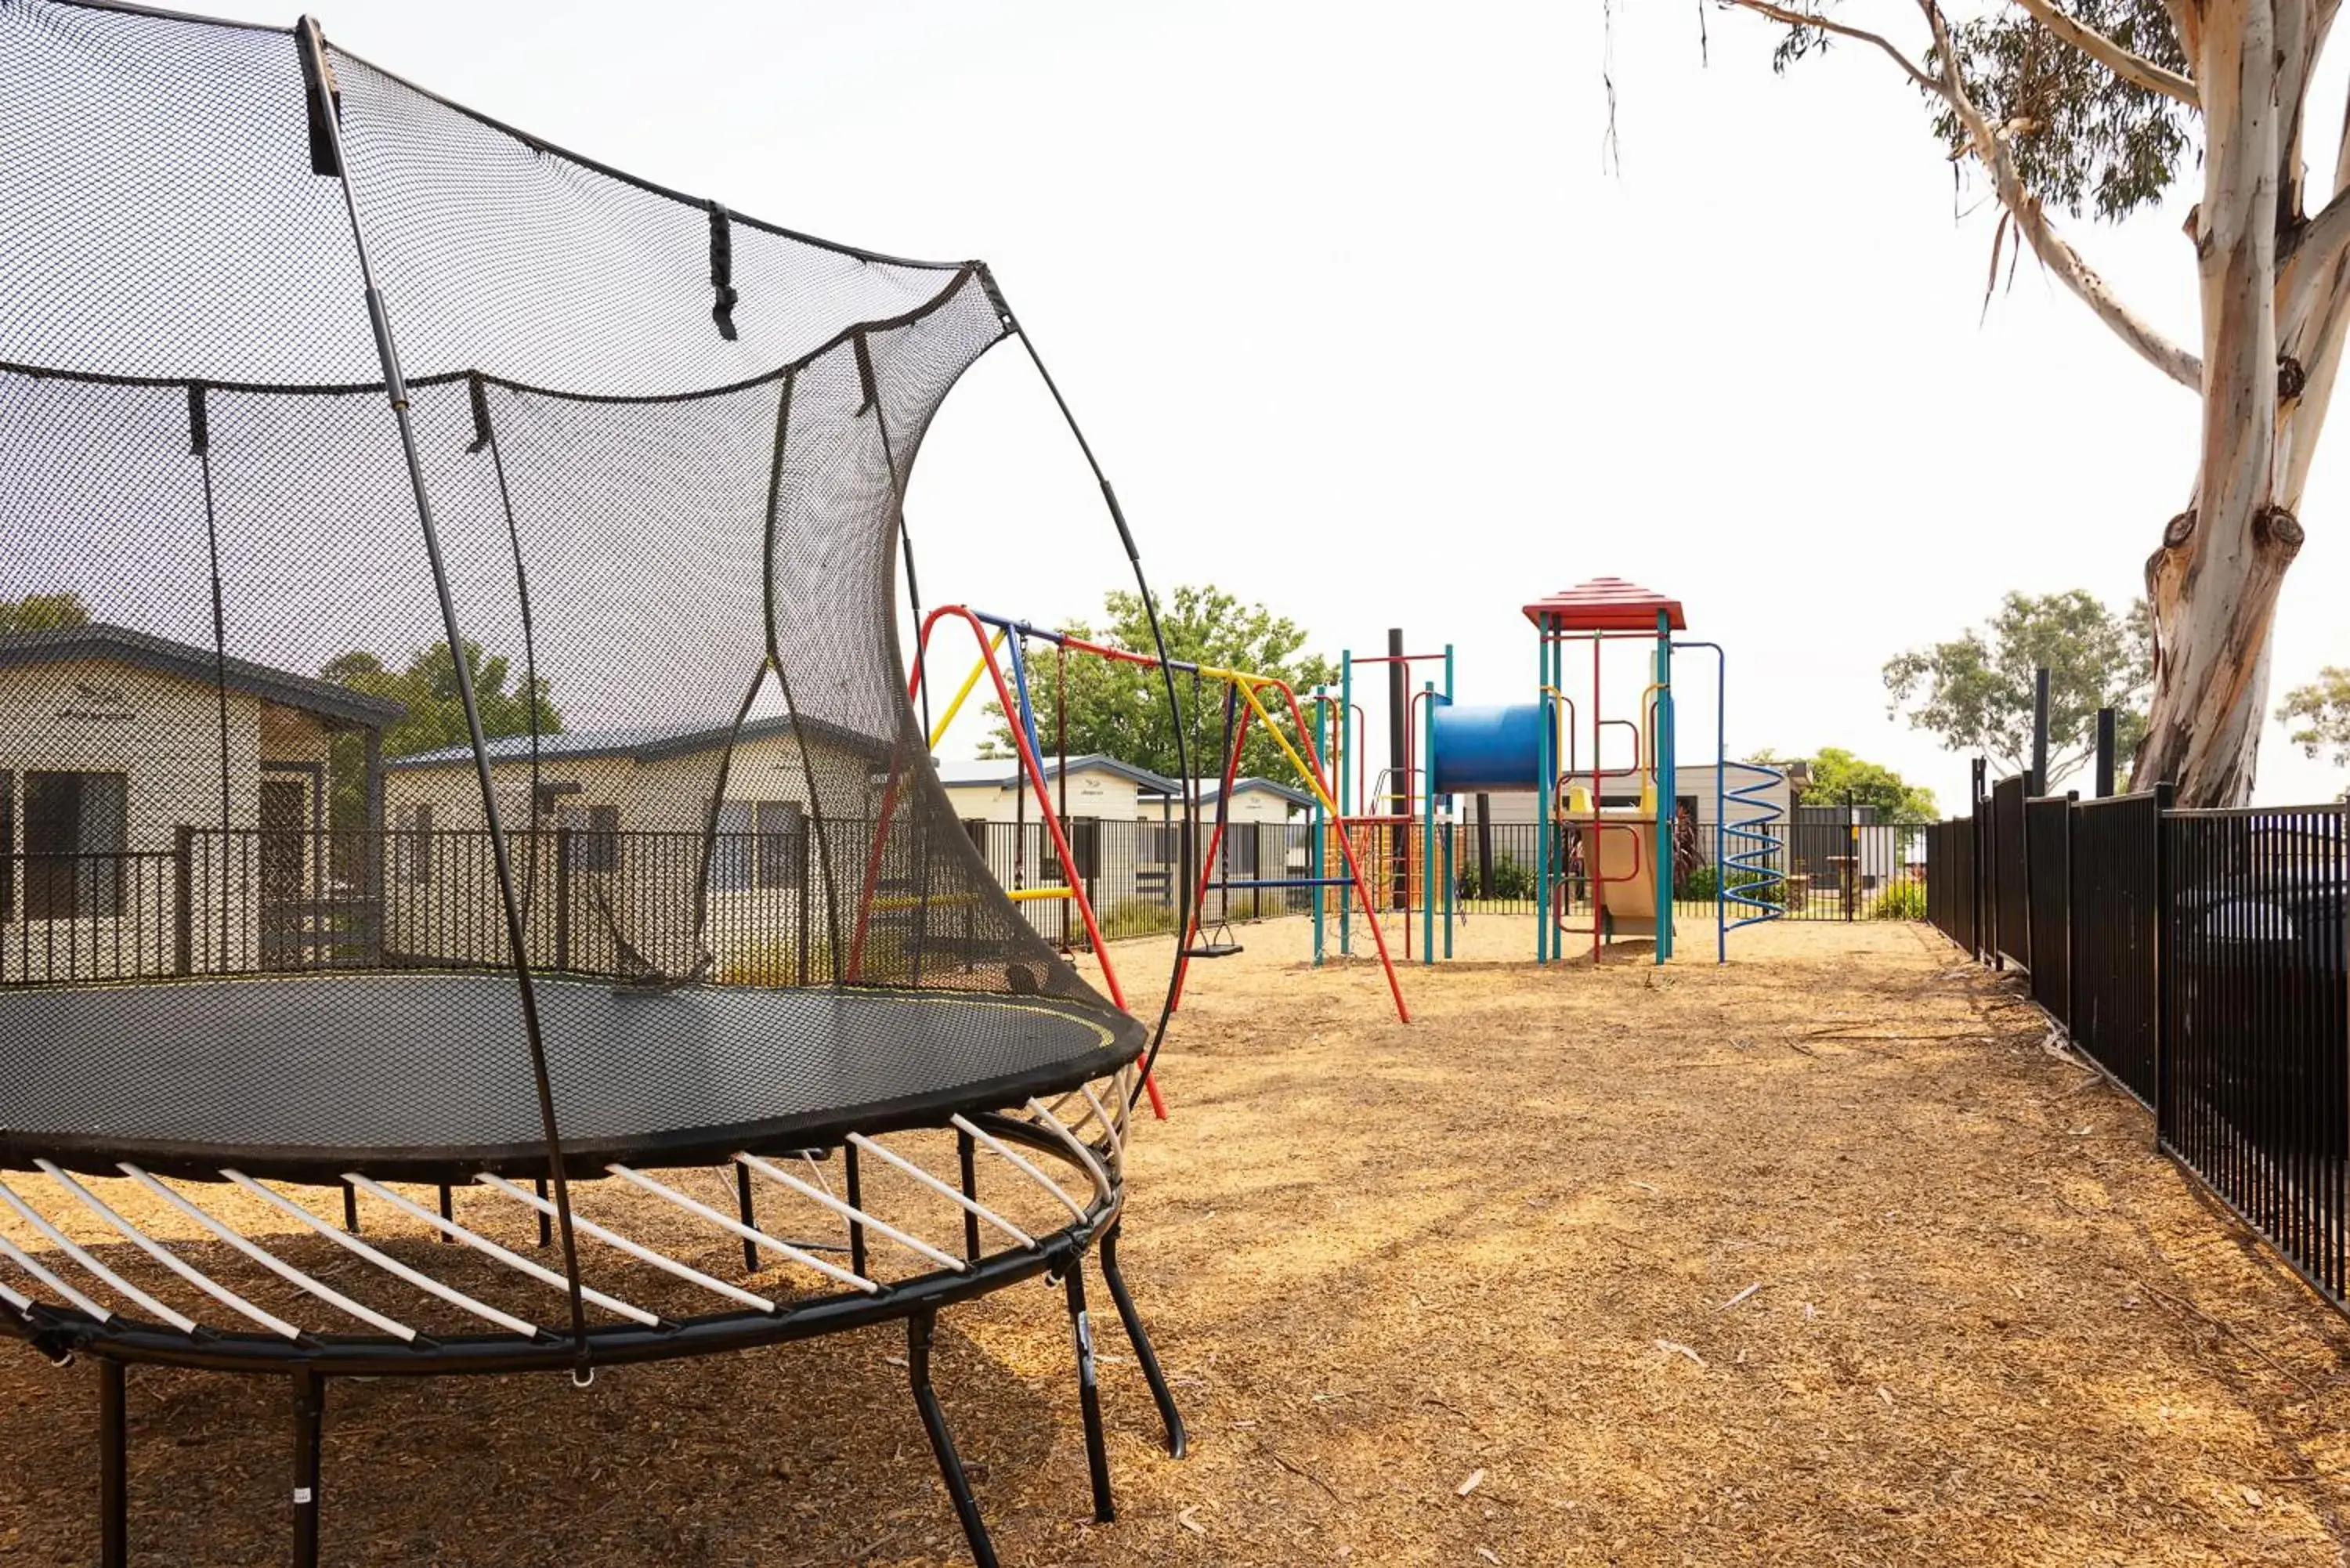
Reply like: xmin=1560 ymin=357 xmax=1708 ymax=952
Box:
xmin=904 ymin=605 xmax=1412 ymax=1031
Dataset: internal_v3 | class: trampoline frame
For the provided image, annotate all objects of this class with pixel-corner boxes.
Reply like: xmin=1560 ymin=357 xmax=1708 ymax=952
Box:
xmin=0 ymin=1101 xmax=1187 ymax=1568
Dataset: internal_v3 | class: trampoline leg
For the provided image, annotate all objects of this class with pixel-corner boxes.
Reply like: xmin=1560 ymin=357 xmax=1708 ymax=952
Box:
xmin=435 ymin=1183 xmax=453 ymax=1244
xmin=339 ymin=1180 xmax=359 ymax=1235
xmin=289 ymin=1369 xmax=324 ymax=1568
xmin=1098 ymin=1223 xmax=1187 ymax=1458
xmin=906 ymin=1313 xmax=1000 ymax=1568
xmin=843 ymin=1143 xmax=869 ymax=1279
xmin=956 ymin=1129 xmax=981 ymax=1263
xmin=534 ymin=1176 xmax=551 ymax=1248
xmin=1061 ymin=1264 xmax=1115 ymax=1523
xmin=733 ymin=1163 xmax=759 ymax=1274
xmin=99 ymin=1359 xmax=127 ymax=1568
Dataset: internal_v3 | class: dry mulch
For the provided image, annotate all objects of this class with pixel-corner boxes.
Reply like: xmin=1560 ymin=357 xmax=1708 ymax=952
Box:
xmin=5 ymin=917 xmax=2350 ymax=1566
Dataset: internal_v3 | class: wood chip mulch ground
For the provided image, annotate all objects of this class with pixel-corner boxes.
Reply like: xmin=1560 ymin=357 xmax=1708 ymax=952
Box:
xmin=5 ymin=917 xmax=2349 ymax=1566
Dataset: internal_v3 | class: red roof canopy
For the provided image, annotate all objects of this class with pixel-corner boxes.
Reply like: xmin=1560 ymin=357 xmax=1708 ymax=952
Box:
xmin=1522 ymin=577 xmax=1687 ymax=633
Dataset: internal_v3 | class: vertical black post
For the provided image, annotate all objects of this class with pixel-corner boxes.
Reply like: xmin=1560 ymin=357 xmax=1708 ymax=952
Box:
xmin=843 ymin=1143 xmax=869 ymax=1279
xmin=1845 ymin=789 xmax=1857 ymax=923
xmin=1062 ymin=1265 xmax=1115 ymax=1522
xmin=1475 ymin=793 xmax=1495 ymax=899
xmin=533 ymin=1176 xmax=551 ymax=1248
xmin=172 ymin=825 xmax=194 ymax=976
xmin=2030 ymin=665 xmax=2052 ymax=796
xmin=1387 ymin=628 xmax=1408 ymax=914
xmin=957 ymin=1128 xmax=981 ymax=1263
xmin=436 ymin=1183 xmax=453 ymax=1244
xmin=99 ymin=1360 xmax=127 ymax=1568
xmin=734 ymin=1162 xmax=760 ymax=1274
xmin=1970 ymin=757 xmax=1988 ymax=962
xmin=2061 ymin=789 xmax=2079 ymax=1031
xmin=339 ymin=1180 xmax=359 ymax=1235
xmin=289 ymin=1368 xmax=324 ymax=1568
xmin=906 ymin=1313 xmax=1000 ymax=1568
xmin=552 ymin=825 xmax=571 ymax=974
xmin=2152 ymin=779 xmax=2176 ymax=1152
xmin=2095 ymin=707 xmax=2117 ymax=798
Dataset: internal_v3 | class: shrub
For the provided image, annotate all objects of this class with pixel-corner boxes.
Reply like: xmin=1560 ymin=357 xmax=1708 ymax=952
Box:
xmin=1459 ymin=853 xmax=1536 ymax=902
xmin=1680 ymin=862 xmax=1787 ymax=907
xmin=1870 ymin=877 xmax=1928 ymax=921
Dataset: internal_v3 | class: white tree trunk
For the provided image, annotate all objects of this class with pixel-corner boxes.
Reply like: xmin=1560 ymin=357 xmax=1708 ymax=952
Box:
xmin=2135 ymin=0 xmax=2306 ymax=806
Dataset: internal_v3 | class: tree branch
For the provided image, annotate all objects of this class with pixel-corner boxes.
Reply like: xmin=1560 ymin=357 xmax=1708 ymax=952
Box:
xmin=2011 ymin=0 xmax=2198 ymax=106
xmin=1914 ymin=0 xmax=2206 ymax=390
xmin=1719 ymin=1 xmax=2204 ymax=391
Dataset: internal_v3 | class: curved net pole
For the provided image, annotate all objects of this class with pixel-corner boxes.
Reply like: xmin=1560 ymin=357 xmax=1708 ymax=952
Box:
xmin=982 ymin=272 xmax=1190 ymax=1112
xmin=298 ymin=18 xmax=591 ymax=1368
xmin=468 ymin=374 xmax=547 ymax=932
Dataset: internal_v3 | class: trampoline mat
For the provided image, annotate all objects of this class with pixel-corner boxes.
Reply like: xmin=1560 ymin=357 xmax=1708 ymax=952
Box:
xmin=0 ymin=974 xmax=1144 ymax=1181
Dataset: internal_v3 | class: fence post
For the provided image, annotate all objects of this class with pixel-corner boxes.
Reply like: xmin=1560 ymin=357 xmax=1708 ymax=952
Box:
xmin=172 ymin=825 xmax=194 ymax=976
xmin=553 ymin=825 xmax=571 ymax=974
xmin=1845 ymin=790 xmax=1857 ymax=923
xmin=2150 ymin=779 xmax=2175 ymax=1152
xmin=2094 ymin=708 xmax=2117 ymax=799
xmin=1970 ymin=758 xmax=1987 ymax=963
xmin=2061 ymin=789 xmax=2078 ymax=1032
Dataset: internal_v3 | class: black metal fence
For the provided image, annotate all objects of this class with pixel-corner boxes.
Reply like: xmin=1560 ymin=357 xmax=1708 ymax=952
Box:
xmin=1926 ymin=784 xmax=2350 ymax=1310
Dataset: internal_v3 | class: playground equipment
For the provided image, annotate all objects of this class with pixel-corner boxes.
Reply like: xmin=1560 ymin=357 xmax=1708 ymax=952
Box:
xmin=0 ymin=9 xmax=1191 ymax=1563
xmin=1313 ymin=579 xmax=1785 ymax=966
xmin=914 ymin=608 xmax=1412 ymax=1024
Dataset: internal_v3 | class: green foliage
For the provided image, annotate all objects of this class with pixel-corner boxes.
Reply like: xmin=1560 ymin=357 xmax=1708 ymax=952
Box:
xmin=1871 ymin=877 xmax=1929 ymax=921
xmin=1679 ymin=862 xmax=1785 ymax=908
xmin=2277 ymin=667 xmax=2350 ymax=797
xmin=1755 ymin=746 xmax=1938 ymax=822
xmin=321 ymin=640 xmax=562 ymax=833
xmin=1882 ymin=591 xmax=2150 ymax=782
xmin=1460 ymin=854 xmax=1537 ymax=903
xmin=978 ymin=584 xmax=1338 ymax=785
xmin=0 ymin=592 xmax=92 ymax=633
xmin=1103 ymin=899 xmax=1183 ymax=940
xmin=1932 ymin=0 xmax=2192 ymax=222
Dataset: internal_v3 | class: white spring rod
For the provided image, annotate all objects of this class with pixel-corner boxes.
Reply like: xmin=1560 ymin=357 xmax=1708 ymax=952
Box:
xmin=0 ymin=1176 xmax=140 ymax=1326
xmin=0 ymin=1223 xmax=115 ymax=1325
xmin=222 ymin=1172 xmax=540 ymax=1339
xmin=117 ymin=1165 xmax=416 ymax=1342
xmin=1023 ymin=1100 xmax=1113 ymax=1205
xmin=602 ymin=1165 xmax=877 ymax=1295
xmin=800 ymin=1152 xmax=837 ymax=1202
xmin=1078 ymin=1083 xmax=1124 ymax=1173
xmin=948 ymin=1115 xmax=1089 ymax=1223
xmin=37 ymin=1160 xmax=297 ymax=1340
xmin=473 ymin=1174 xmax=777 ymax=1314
xmin=732 ymin=1153 xmax=967 ymax=1274
xmin=843 ymin=1133 xmax=1035 ymax=1250
xmin=342 ymin=1175 xmax=660 ymax=1328
xmin=0 ymin=1273 xmax=32 ymax=1315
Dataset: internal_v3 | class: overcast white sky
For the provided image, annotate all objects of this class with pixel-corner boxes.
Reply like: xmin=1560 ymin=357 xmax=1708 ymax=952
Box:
xmin=210 ymin=0 xmax=2349 ymax=808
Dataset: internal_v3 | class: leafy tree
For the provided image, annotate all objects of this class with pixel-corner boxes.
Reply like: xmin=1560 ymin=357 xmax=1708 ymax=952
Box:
xmin=1703 ymin=0 xmax=2345 ymax=804
xmin=976 ymin=584 xmax=1338 ymax=785
xmin=2276 ymin=666 xmax=2350 ymax=795
xmin=1758 ymin=745 xmax=1940 ymax=821
xmin=322 ymin=640 xmax=562 ymax=832
xmin=1882 ymin=591 xmax=2149 ymax=783
xmin=0 ymin=592 xmax=91 ymax=632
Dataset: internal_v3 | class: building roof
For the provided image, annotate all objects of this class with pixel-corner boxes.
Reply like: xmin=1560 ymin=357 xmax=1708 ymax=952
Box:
xmin=932 ymin=753 xmax=1180 ymax=793
xmin=385 ymin=713 xmax=883 ymax=770
xmin=0 ymin=622 xmax=407 ymax=729
xmin=1143 ymin=776 xmax=1315 ymax=810
xmin=1521 ymin=577 xmax=1687 ymax=633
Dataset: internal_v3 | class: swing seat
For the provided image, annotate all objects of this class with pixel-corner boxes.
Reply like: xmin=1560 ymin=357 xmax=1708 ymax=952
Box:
xmin=1183 ymin=922 xmax=1244 ymax=959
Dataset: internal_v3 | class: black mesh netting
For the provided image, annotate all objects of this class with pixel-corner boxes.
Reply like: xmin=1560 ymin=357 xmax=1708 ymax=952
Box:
xmin=0 ymin=1 xmax=1141 ymax=1180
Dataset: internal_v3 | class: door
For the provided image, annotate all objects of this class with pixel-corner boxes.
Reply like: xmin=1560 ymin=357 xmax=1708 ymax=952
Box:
xmin=258 ymin=778 xmax=306 ymax=968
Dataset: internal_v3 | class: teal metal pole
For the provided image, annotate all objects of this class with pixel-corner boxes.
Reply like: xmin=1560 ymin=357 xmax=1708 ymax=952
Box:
xmin=1535 ymin=616 xmax=1550 ymax=965
xmin=1311 ymin=685 xmax=1327 ymax=966
xmin=1421 ymin=678 xmax=1436 ymax=965
xmin=1429 ymin=639 xmax=1448 ymax=959
xmin=1654 ymin=608 xmax=1674 ymax=964
xmin=1339 ymin=649 xmax=1353 ymax=956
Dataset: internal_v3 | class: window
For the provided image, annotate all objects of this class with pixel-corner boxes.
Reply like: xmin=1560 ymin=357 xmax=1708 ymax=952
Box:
xmin=756 ymin=801 xmax=804 ymax=890
xmin=23 ymin=771 xmax=127 ymax=919
xmin=1067 ymin=816 xmax=1100 ymax=882
xmin=398 ymin=802 xmax=434 ymax=884
xmin=560 ymin=803 xmax=620 ymax=873
xmin=1220 ymin=822 xmax=1259 ymax=879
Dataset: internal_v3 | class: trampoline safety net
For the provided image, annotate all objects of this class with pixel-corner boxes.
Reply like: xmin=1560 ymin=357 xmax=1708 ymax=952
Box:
xmin=0 ymin=1 xmax=1139 ymax=1178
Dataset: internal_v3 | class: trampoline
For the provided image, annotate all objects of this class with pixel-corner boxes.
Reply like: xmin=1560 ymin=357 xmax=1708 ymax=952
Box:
xmin=0 ymin=4 xmax=1198 ymax=1564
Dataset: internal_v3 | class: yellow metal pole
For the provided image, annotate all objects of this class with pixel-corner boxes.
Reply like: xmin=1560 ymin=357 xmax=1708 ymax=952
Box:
xmin=926 ymin=629 xmax=1010 ymax=750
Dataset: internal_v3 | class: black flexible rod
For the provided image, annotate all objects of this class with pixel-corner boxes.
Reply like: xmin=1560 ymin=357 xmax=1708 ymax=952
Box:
xmin=298 ymin=16 xmax=593 ymax=1372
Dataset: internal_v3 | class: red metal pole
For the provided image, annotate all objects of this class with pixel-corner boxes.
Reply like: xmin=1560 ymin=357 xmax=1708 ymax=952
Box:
xmin=1171 ymin=701 xmax=1253 ymax=1013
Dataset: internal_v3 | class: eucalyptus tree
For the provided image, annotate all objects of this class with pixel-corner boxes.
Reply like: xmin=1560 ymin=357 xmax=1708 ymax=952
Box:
xmin=1717 ymin=0 xmax=2342 ymax=803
